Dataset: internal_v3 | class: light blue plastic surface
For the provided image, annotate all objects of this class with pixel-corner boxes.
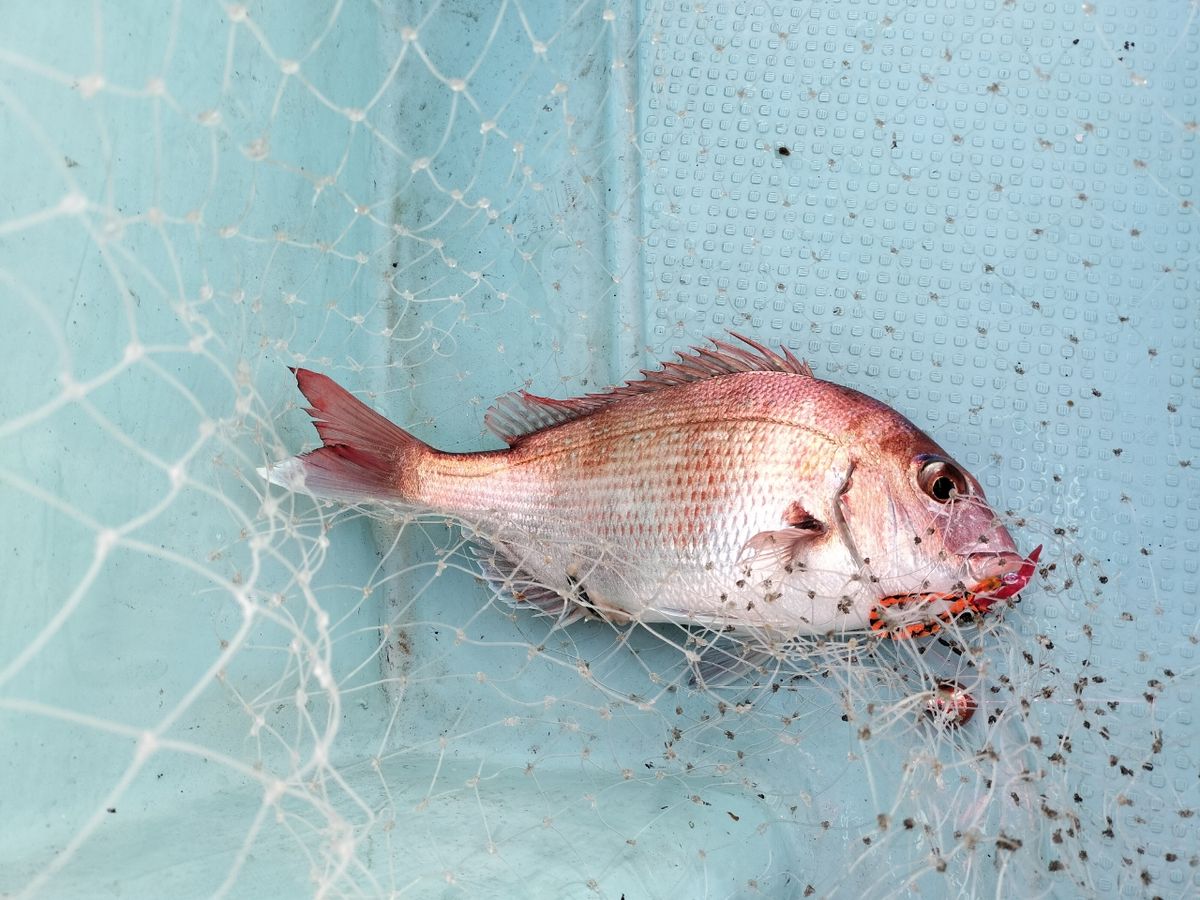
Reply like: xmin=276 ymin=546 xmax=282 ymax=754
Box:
xmin=1 ymin=1 xmax=1197 ymax=898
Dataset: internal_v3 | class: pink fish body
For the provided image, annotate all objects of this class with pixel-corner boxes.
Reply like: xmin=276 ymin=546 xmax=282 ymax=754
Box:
xmin=264 ymin=335 xmax=1039 ymax=646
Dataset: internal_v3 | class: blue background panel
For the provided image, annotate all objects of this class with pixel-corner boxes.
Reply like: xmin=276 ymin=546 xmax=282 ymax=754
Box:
xmin=1 ymin=1 xmax=1197 ymax=898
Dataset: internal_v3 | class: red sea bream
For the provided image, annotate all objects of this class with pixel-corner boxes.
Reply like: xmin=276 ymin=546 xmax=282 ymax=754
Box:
xmin=263 ymin=334 xmax=1039 ymax=661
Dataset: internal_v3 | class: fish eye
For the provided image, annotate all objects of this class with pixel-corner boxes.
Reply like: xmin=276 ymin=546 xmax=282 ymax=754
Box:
xmin=917 ymin=458 xmax=967 ymax=503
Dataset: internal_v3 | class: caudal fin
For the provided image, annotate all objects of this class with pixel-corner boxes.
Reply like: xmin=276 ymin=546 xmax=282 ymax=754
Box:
xmin=259 ymin=368 xmax=429 ymax=504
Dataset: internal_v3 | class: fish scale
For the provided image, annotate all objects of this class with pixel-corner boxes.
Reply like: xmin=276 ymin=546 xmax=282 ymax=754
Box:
xmin=411 ymin=377 xmax=858 ymax=627
xmin=264 ymin=334 xmax=1040 ymax=650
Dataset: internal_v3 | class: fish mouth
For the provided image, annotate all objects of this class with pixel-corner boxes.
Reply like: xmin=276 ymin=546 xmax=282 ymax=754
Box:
xmin=965 ymin=544 xmax=1043 ymax=610
xmin=870 ymin=545 xmax=1042 ymax=638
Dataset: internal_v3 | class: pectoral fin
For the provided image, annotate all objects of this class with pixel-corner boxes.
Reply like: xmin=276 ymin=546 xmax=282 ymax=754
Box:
xmin=691 ymin=639 xmax=778 ymax=687
xmin=688 ymin=628 xmax=807 ymax=687
xmin=740 ymin=505 xmax=826 ymax=568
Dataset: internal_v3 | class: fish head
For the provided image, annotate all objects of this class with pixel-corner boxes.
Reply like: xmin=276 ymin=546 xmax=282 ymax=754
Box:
xmin=835 ymin=423 xmax=1039 ymax=619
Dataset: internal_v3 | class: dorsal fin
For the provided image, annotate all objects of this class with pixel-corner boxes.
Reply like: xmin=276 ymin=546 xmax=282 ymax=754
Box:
xmin=485 ymin=391 xmax=610 ymax=445
xmin=484 ymin=331 xmax=814 ymax=445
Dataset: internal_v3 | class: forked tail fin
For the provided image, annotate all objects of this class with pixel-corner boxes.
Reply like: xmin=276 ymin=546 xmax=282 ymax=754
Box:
xmin=259 ymin=368 xmax=431 ymax=505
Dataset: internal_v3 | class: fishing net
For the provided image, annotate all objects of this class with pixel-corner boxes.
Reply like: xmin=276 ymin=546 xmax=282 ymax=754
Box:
xmin=2 ymin=1 xmax=1197 ymax=897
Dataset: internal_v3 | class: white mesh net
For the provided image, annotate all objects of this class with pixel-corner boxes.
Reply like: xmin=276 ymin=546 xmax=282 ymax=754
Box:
xmin=2 ymin=1 xmax=1198 ymax=898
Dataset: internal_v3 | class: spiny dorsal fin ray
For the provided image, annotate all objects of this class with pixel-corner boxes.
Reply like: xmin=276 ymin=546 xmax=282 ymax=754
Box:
xmin=484 ymin=331 xmax=814 ymax=445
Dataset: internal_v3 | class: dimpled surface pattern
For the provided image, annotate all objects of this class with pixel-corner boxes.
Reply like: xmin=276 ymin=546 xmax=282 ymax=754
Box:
xmin=638 ymin=0 xmax=1198 ymax=895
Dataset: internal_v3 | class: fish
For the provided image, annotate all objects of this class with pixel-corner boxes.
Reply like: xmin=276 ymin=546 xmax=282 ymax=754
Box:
xmin=261 ymin=333 xmax=1040 ymax=679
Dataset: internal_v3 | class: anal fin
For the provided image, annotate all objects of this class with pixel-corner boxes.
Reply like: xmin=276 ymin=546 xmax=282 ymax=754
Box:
xmin=469 ymin=544 xmax=586 ymax=626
